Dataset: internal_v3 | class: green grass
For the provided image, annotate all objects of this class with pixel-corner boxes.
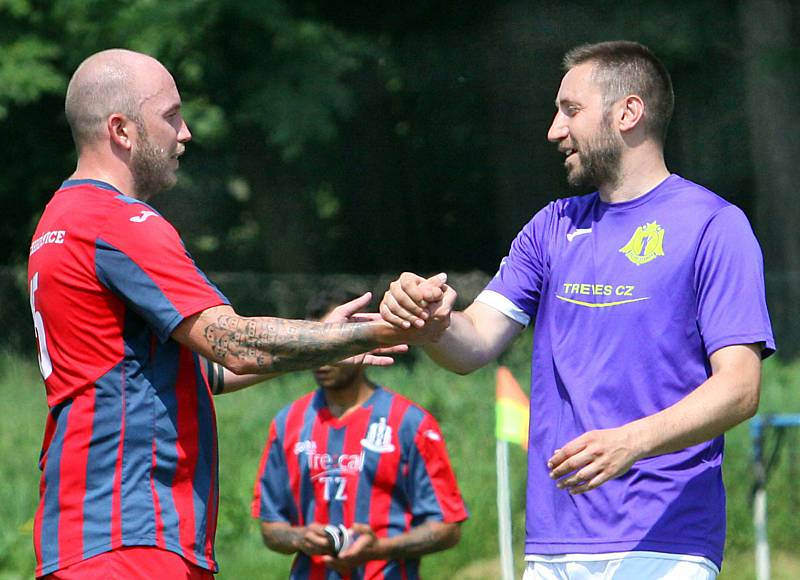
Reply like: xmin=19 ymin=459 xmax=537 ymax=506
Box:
xmin=1 ymin=345 xmax=799 ymax=579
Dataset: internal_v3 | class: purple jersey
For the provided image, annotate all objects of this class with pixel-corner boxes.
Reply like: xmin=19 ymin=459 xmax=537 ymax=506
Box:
xmin=478 ymin=175 xmax=774 ymax=568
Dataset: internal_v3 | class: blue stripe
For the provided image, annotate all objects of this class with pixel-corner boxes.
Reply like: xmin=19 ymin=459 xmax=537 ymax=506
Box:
xmin=398 ymin=407 xmax=445 ymax=526
xmin=150 ymin=339 xmax=182 ymax=551
xmin=290 ymin=554 xmax=311 ymax=579
xmin=95 ymin=238 xmax=184 ymax=342
xmin=119 ymin=312 xmax=158 ymax=543
xmin=192 ymin=353 xmax=217 ymax=560
xmin=82 ymin=364 xmax=125 ymax=553
xmin=40 ymin=403 xmax=71 ymax=571
xmin=61 ymin=178 xmax=123 ymax=193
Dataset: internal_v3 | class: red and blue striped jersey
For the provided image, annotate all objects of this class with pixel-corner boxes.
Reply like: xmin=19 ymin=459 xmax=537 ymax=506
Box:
xmin=252 ymin=386 xmax=469 ymax=580
xmin=27 ymin=179 xmax=229 ymax=576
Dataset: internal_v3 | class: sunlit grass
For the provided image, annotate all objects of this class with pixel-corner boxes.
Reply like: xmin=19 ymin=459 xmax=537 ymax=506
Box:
xmin=1 ymin=347 xmax=798 ymax=579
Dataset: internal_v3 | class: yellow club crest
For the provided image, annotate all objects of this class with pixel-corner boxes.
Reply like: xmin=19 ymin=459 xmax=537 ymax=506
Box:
xmin=619 ymin=221 xmax=665 ymax=265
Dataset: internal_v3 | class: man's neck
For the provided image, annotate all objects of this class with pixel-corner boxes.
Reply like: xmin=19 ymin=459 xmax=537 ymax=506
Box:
xmin=323 ymin=378 xmax=375 ymax=419
xmin=71 ymin=153 xmax=137 ymax=199
xmin=597 ymin=146 xmax=670 ymax=205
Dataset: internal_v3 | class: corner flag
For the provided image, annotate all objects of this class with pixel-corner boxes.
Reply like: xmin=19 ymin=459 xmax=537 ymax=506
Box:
xmin=495 ymin=366 xmax=529 ymax=450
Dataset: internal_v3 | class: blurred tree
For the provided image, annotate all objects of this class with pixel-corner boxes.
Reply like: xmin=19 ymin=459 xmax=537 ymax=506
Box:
xmin=740 ymin=0 xmax=800 ymax=356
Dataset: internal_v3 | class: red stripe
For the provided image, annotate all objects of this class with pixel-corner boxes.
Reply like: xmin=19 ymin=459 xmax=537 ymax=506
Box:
xmin=309 ymin=412 xmax=330 ymax=580
xmin=57 ymin=390 xmax=96 ymax=567
xmin=364 ymin=397 xmax=410 ymax=580
xmin=416 ymin=415 xmax=468 ymax=521
xmin=150 ymin=436 xmax=165 ymax=548
xmin=283 ymin=393 xmax=314 ymax=525
xmin=251 ymin=421 xmax=277 ymax=517
xmin=171 ymin=347 xmax=200 ymax=565
xmin=34 ymin=413 xmax=57 ymax=575
xmin=111 ymin=370 xmax=127 ymax=549
xmin=340 ymin=409 xmax=371 ymax=527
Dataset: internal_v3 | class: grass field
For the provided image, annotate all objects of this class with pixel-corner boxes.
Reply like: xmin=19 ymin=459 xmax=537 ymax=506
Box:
xmin=1 ymin=338 xmax=799 ymax=579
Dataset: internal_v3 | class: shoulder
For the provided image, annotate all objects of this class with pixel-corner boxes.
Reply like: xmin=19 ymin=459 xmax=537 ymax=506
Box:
xmin=661 ymin=175 xmax=735 ymax=215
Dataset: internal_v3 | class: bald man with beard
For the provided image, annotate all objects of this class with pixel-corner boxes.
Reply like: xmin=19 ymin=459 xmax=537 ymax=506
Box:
xmin=27 ymin=49 xmax=434 ymax=579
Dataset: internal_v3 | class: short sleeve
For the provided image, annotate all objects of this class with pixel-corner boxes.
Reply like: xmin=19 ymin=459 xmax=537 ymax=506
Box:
xmin=251 ymin=421 xmax=299 ymax=523
xmin=95 ymin=202 xmax=228 ymax=342
xmin=694 ymin=205 xmax=775 ymax=357
xmin=477 ymin=204 xmax=552 ymax=326
xmin=405 ymin=414 xmax=468 ymax=525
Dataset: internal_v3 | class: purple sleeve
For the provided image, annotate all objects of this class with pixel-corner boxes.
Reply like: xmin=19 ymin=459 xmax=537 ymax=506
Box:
xmin=694 ymin=205 xmax=775 ymax=357
xmin=480 ymin=205 xmax=552 ymax=325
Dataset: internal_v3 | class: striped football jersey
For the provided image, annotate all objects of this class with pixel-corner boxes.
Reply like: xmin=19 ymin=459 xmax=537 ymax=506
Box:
xmin=252 ymin=386 xmax=468 ymax=580
xmin=27 ymin=179 xmax=228 ymax=576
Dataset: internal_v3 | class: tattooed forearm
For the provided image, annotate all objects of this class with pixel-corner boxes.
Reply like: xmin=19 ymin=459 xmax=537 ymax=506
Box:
xmin=382 ymin=521 xmax=461 ymax=560
xmin=260 ymin=523 xmax=303 ymax=554
xmin=202 ymin=314 xmax=379 ymax=373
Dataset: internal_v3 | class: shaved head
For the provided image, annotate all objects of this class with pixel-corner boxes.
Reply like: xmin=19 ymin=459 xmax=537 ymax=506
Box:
xmin=65 ymin=49 xmax=167 ymax=150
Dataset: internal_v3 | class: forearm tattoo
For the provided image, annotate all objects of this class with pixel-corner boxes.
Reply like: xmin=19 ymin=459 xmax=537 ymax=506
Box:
xmin=202 ymin=314 xmax=377 ymax=373
xmin=388 ymin=522 xmax=454 ymax=559
xmin=262 ymin=525 xmax=304 ymax=553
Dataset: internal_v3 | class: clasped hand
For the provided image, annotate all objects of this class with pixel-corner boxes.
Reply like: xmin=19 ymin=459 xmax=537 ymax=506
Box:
xmin=379 ymin=272 xmax=457 ymax=341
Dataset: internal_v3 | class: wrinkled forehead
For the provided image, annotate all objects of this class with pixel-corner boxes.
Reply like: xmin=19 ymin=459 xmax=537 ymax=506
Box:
xmin=555 ymin=63 xmax=604 ymax=106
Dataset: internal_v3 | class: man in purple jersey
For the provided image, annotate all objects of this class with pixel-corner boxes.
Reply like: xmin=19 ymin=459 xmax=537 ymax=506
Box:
xmin=379 ymin=41 xmax=774 ymax=579
xmin=30 ymin=48 xmax=432 ymax=579
xmin=252 ymin=289 xmax=467 ymax=580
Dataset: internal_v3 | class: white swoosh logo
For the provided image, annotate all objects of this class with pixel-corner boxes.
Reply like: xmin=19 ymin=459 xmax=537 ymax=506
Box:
xmin=130 ymin=210 xmax=158 ymax=223
xmin=566 ymin=228 xmax=592 ymax=242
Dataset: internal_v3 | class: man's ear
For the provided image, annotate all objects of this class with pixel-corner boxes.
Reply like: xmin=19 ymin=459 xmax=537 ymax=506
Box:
xmin=618 ymin=94 xmax=645 ymax=134
xmin=108 ymin=113 xmax=134 ymax=150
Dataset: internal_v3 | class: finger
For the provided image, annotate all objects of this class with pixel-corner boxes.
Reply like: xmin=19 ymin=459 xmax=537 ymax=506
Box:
xmin=325 ymin=292 xmax=372 ymax=322
xmin=547 ymin=437 xmax=588 ymax=470
xmin=415 ymin=273 xmax=448 ymax=304
xmin=549 ymin=448 xmax=594 ymax=480
xmin=556 ymin=463 xmax=603 ymax=490
xmin=359 ymin=354 xmax=395 ymax=367
xmin=380 ymin=297 xmax=413 ymax=329
xmin=337 ymin=532 xmax=372 ymax=558
xmin=567 ymin=472 xmax=608 ymax=495
xmin=388 ymin=282 xmax=429 ymax=322
xmin=370 ymin=344 xmax=409 ymax=355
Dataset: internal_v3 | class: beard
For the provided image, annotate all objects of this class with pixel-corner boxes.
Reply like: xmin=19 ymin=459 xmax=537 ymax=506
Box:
xmin=565 ymin=115 xmax=622 ymax=192
xmin=131 ymin=122 xmax=178 ymax=200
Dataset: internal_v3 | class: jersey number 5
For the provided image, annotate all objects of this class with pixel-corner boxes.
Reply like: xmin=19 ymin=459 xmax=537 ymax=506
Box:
xmin=29 ymin=272 xmax=53 ymax=380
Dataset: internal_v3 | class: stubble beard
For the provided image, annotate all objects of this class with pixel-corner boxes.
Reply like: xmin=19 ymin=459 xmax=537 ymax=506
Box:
xmin=131 ymin=121 xmax=178 ymax=200
xmin=566 ymin=115 xmax=622 ymax=193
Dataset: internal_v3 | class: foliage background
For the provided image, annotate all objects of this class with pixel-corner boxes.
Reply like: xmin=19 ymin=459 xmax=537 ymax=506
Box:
xmin=2 ymin=0 xmax=800 ymax=577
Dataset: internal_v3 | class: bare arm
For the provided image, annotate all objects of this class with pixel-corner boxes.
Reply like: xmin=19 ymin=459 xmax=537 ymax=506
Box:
xmin=379 ymin=272 xmax=524 ymax=374
xmin=260 ymin=521 xmax=334 ymax=556
xmin=172 ymin=303 xmax=427 ymax=376
xmin=322 ymin=521 xmax=461 ymax=576
xmin=424 ymin=302 xmax=524 ymax=374
xmin=367 ymin=520 xmax=461 ymax=560
xmin=548 ymin=343 xmax=763 ymax=494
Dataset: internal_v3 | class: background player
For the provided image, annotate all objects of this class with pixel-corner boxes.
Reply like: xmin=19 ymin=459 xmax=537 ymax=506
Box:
xmin=379 ymin=41 xmax=774 ymax=579
xmin=252 ymin=288 xmax=468 ymax=579
xmin=28 ymin=49 xmax=428 ymax=580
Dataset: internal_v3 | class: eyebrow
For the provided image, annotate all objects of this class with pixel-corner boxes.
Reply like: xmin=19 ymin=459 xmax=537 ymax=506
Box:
xmin=555 ymin=98 xmax=578 ymax=109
